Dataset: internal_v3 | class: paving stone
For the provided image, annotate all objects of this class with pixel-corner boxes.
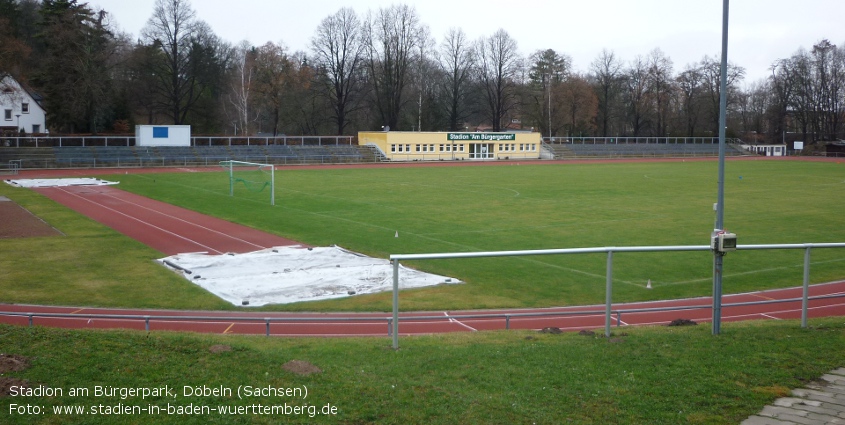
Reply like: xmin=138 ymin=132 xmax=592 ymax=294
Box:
xmin=744 ymin=366 xmax=845 ymax=425
xmin=741 ymin=415 xmax=798 ymax=424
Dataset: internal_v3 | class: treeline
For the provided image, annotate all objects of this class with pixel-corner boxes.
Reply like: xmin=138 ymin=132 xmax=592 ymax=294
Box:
xmin=1 ymin=0 xmax=843 ymax=144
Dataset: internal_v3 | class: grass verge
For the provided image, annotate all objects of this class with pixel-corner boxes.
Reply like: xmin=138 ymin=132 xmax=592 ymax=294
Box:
xmin=1 ymin=318 xmax=844 ymax=424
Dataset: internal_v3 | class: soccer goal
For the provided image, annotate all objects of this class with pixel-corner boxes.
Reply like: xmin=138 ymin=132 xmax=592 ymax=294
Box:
xmin=219 ymin=160 xmax=275 ymax=206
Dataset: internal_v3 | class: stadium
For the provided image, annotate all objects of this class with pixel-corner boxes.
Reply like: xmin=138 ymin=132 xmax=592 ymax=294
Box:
xmin=1 ymin=128 xmax=845 ymax=421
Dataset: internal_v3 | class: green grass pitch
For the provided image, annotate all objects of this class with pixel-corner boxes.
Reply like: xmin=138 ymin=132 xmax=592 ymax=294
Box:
xmin=91 ymin=159 xmax=845 ymax=312
xmin=1 ymin=159 xmax=843 ymax=311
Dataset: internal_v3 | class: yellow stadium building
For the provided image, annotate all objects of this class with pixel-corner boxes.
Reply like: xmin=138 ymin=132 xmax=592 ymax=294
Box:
xmin=358 ymin=131 xmax=543 ymax=161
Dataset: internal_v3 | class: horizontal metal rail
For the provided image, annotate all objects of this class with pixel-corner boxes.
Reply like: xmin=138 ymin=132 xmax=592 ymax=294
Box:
xmin=2 ymin=292 xmax=843 ymax=337
xmin=0 ymin=309 xmax=622 ymax=336
xmin=390 ymin=243 xmax=845 ymax=349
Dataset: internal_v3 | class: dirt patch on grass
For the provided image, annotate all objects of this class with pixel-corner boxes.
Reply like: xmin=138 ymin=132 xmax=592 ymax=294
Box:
xmin=0 ymin=197 xmax=62 ymax=238
xmin=0 ymin=354 xmax=31 ymax=397
xmin=0 ymin=354 xmax=30 ymax=373
xmin=282 ymin=360 xmax=322 ymax=376
xmin=208 ymin=344 xmax=232 ymax=354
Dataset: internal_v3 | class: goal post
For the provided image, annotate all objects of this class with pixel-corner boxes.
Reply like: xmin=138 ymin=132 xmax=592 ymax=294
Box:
xmin=219 ymin=160 xmax=275 ymax=206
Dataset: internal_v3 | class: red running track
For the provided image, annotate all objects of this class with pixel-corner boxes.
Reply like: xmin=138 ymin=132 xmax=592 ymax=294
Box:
xmin=4 ymin=171 xmax=845 ymax=336
xmin=1 ymin=281 xmax=844 ymax=336
xmin=33 ymin=185 xmax=299 ymax=255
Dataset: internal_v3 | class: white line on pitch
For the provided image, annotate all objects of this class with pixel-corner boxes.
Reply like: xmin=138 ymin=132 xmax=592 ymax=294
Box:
xmin=443 ymin=312 xmax=477 ymax=331
xmin=759 ymin=313 xmax=781 ymax=320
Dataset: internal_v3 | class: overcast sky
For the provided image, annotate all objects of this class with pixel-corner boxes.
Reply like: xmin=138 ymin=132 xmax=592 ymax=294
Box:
xmin=90 ymin=0 xmax=844 ymax=83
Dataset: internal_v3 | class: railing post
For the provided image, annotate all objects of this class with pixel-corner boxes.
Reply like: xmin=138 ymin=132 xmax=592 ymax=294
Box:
xmin=28 ymin=314 xmax=33 ymax=327
xmin=145 ymin=316 xmax=150 ymax=331
xmin=392 ymin=259 xmax=400 ymax=349
xmin=605 ymin=250 xmax=613 ymax=337
xmin=801 ymin=246 xmax=811 ymax=328
xmin=265 ymin=319 xmax=270 ymax=336
xmin=505 ymin=315 xmax=511 ymax=330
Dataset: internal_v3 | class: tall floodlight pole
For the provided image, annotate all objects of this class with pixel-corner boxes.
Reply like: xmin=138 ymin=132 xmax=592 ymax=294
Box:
xmin=713 ymin=0 xmax=730 ymax=335
xmin=547 ymin=74 xmax=552 ymax=140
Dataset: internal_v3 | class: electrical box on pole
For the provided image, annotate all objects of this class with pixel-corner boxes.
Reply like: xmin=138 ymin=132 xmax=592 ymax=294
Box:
xmin=711 ymin=231 xmax=737 ymax=253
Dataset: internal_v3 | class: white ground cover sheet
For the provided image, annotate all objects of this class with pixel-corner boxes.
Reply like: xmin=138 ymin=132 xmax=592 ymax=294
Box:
xmin=5 ymin=178 xmax=119 ymax=188
xmin=159 ymin=245 xmax=461 ymax=306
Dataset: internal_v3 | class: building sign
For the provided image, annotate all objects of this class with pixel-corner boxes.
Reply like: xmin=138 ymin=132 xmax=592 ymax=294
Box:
xmin=447 ymin=133 xmax=516 ymax=142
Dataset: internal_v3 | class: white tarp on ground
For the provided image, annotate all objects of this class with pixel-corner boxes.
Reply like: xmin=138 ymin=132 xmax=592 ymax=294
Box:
xmin=159 ymin=245 xmax=461 ymax=306
xmin=5 ymin=178 xmax=119 ymax=188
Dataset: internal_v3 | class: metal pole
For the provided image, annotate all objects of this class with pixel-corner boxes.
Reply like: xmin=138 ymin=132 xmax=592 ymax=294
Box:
xmin=801 ymin=247 xmax=811 ymax=328
xmin=605 ymin=250 xmax=613 ymax=337
xmin=547 ymin=74 xmax=552 ymax=140
xmin=270 ymin=164 xmax=275 ymax=206
xmin=712 ymin=0 xmax=730 ymax=336
xmin=392 ymin=259 xmax=400 ymax=350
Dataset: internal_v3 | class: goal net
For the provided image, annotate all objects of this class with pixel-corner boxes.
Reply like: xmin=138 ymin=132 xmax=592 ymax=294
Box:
xmin=219 ymin=160 xmax=275 ymax=205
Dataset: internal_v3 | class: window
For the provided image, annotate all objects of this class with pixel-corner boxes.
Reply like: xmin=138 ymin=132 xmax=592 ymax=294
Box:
xmin=405 ymin=144 xmax=410 ymax=152
xmin=430 ymin=144 xmax=435 ymax=152
xmin=32 ymin=124 xmax=40 ymax=133
xmin=391 ymin=144 xmax=396 ymax=152
xmin=21 ymin=103 xmax=29 ymax=114
xmin=4 ymin=109 xmax=11 ymax=120
xmin=153 ymin=127 xmax=169 ymax=138
xmin=397 ymin=144 xmax=403 ymax=152
xmin=415 ymin=144 xmax=421 ymax=152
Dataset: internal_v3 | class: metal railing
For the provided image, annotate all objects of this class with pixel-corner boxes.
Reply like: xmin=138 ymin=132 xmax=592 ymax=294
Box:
xmin=0 ymin=135 xmax=355 ymax=148
xmin=389 ymin=242 xmax=845 ymax=349
xmin=0 ymin=309 xmax=622 ymax=336
xmin=2 ymin=289 xmax=843 ymax=339
xmin=542 ymin=137 xmax=741 ymax=144
xmin=0 ymin=243 xmax=842 ymax=345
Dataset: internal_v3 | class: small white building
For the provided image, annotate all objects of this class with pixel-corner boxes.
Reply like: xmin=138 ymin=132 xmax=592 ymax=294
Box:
xmin=0 ymin=76 xmax=47 ymax=134
xmin=742 ymin=144 xmax=787 ymax=157
xmin=135 ymin=125 xmax=192 ymax=146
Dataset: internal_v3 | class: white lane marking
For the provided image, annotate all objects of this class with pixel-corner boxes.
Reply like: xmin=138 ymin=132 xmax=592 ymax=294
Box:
xmin=95 ymin=188 xmax=270 ymax=250
xmin=54 ymin=187 xmax=223 ymax=254
xmin=444 ymin=312 xmax=477 ymax=331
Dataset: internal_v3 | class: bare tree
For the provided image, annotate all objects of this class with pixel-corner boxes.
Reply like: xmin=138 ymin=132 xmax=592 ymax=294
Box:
xmin=646 ymin=48 xmax=674 ymax=136
xmin=141 ymin=0 xmax=199 ymax=125
xmin=311 ymin=7 xmax=366 ymax=135
xmin=700 ymin=55 xmax=745 ymax=135
xmin=476 ymin=29 xmax=521 ymax=132
xmin=438 ymin=28 xmax=475 ymax=131
xmin=589 ymin=49 xmax=624 ymax=137
xmin=623 ymin=55 xmax=650 ymax=136
xmin=677 ymin=64 xmax=705 ymax=137
xmin=252 ymin=42 xmax=293 ymax=136
xmin=363 ymin=4 xmax=425 ymax=130
xmin=227 ymin=40 xmax=257 ymax=135
xmin=559 ymin=74 xmax=598 ymax=137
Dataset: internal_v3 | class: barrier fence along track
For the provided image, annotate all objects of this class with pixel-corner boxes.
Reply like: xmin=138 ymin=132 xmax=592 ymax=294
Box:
xmin=390 ymin=242 xmax=845 ymax=349
xmin=2 ymin=292 xmax=844 ymax=338
xmin=1 ymin=243 xmax=843 ymax=344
